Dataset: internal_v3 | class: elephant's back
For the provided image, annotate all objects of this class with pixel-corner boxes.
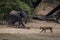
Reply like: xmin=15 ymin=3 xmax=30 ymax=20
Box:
xmin=9 ymin=10 xmax=18 ymax=16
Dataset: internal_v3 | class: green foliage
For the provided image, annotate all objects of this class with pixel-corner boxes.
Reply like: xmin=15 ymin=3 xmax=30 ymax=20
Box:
xmin=20 ymin=0 xmax=33 ymax=7
xmin=0 ymin=0 xmax=31 ymax=13
xmin=16 ymin=0 xmax=31 ymax=13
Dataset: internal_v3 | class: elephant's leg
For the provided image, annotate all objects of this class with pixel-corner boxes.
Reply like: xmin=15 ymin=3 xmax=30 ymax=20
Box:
xmin=18 ymin=20 xmax=25 ymax=28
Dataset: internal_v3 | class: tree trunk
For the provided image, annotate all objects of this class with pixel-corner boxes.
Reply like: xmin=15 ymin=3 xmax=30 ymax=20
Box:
xmin=46 ymin=4 xmax=60 ymax=16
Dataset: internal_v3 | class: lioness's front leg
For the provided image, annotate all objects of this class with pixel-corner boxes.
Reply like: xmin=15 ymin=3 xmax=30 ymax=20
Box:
xmin=40 ymin=29 xmax=44 ymax=33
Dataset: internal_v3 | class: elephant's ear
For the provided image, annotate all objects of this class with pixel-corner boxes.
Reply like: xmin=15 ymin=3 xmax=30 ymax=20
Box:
xmin=21 ymin=12 xmax=25 ymax=17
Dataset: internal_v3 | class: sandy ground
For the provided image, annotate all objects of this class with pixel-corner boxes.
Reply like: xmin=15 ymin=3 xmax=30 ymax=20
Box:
xmin=0 ymin=20 xmax=60 ymax=34
xmin=0 ymin=20 xmax=60 ymax=40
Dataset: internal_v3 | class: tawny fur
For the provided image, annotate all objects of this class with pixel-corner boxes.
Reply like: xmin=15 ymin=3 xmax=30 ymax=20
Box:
xmin=40 ymin=27 xmax=53 ymax=33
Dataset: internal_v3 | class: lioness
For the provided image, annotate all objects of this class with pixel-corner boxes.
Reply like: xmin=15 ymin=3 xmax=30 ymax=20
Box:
xmin=40 ymin=27 xmax=53 ymax=33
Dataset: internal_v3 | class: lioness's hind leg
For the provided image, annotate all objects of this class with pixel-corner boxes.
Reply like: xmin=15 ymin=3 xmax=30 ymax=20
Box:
xmin=50 ymin=28 xmax=53 ymax=33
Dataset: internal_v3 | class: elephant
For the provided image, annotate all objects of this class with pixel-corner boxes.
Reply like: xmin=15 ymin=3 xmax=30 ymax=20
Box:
xmin=4 ymin=10 xmax=28 ymax=28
